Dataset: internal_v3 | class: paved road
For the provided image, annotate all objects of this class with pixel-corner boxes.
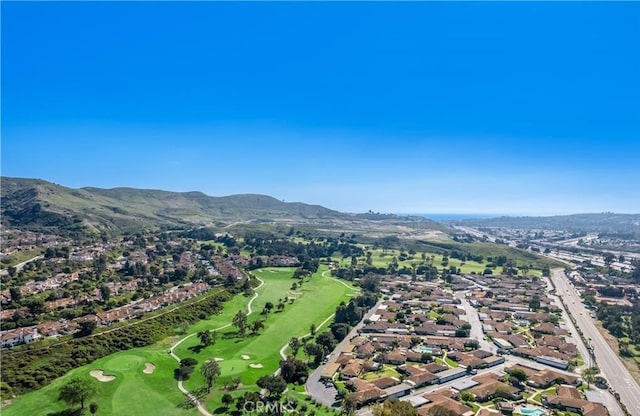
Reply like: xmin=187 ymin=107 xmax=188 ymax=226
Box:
xmin=0 ymin=255 xmax=44 ymax=276
xmin=455 ymin=291 xmax=497 ymax=354
xmin=541 ymin=275 xmax=591 ymax=371
xmin=551 ymin=269 xmax=640 ymax=416
xmin=305 ymin=299 xmax=383 ymax=407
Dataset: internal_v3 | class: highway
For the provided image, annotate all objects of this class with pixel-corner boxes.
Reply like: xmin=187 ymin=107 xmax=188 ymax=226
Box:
xmin=551 ymin=269 xmax=640 ymax=416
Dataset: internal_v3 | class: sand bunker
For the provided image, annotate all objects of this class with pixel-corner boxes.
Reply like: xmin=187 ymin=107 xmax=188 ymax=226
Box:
xmin=143 ymin=363 xmax=156 ymax=374
xmin=90 ymin=370 xmax=115 ymax=382
xmin=241 ymin=354 xmax=250 ymax=360
xmin=249 ymin=363 xmax=264 ymax=368
xmin=214 ymin=357 xmax=224 ymax=362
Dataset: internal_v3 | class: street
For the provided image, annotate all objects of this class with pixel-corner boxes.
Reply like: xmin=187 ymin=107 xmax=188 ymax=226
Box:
xmin=551 ymin=269 xmax=640 ymax=416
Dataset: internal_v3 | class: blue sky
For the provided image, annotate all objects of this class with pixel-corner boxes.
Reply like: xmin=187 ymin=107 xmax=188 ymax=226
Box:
xmin=2 ymin=2 xmax=639 ymax=215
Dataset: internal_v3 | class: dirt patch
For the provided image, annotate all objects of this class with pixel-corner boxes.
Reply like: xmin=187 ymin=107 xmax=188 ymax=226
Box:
xmin=143 ymin=363 xmax=156 ymax=374
xmin=90 ymin=370 xmax=115 ymax=382
xmin=249 ymin=363 xmax=264 ymax=369
xmin=241 ymin=354 xmax=250 ymax=360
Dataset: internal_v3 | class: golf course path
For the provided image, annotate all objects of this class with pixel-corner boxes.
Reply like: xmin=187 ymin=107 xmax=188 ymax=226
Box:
xmin=321 ymin=269 xmax=360 ymax=291
xmin=276 ymin=268 xmax=359 ymax=367
xmin=268 ymin=310 xmax=337 ymax=397
xmin=277 ymin=312 xmax=336 ymax=362
xmin=168 ymin=275 xmax=265 ymax=416
xmin=246 ymin=275 xmax=265 ymax=315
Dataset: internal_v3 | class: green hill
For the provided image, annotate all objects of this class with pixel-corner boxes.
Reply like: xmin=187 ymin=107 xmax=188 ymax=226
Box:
xmin=1 ymin=177 xmax=446 ymax=236
xmin=1 ymin=177 xmax=347 ymax=234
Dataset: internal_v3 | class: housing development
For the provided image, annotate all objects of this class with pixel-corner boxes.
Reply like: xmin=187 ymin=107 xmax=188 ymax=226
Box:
xmin=1 ymin=180 xmax=638 ymax=416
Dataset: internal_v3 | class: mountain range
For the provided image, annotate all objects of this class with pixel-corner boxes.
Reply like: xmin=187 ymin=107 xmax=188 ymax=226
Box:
xmin=0 ymin=177 xmax=443 ymax=235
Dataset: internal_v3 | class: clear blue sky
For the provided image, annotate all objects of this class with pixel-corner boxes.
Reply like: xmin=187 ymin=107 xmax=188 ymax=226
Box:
xmin=2 ymin=2 xmax=639 ymax=215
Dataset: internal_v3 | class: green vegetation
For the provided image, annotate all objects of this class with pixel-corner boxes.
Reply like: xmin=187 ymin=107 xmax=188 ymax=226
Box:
xmin=0 ymin=249 xmax=43 ymax=267
xmin=1 ymin=288 xmax=230 ymax=395
xmin=3 ymin=347 xmax=197 ymax=416
xmin=1 ymin=177 xmax=447 ymax=236
xmin=4 ymin=266 xmax=355 ymax=415
xmin=531 ymin=386 xmax=556 ymax=403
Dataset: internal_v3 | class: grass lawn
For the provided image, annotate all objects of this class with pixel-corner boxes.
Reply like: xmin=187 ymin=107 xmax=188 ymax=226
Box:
xmin=4 ymin=347 xmax=197 ymax=416
xmin=362 ymin=365 xmax=401 ymax=380
xmin=435 ymin=356 xmax=459 ymax=368
xmin=465 ymin=402 xmax=481 ymax=413
xmin=530 ymin=386 xmax=556 ymax=403
xmin=192 ymin=266 xmax=355 ymax=412
xmin=0 ymin=248 xmax=43 ymax=267
xmin=332 ymin=244 xmax=551 ymax=277
xmin=4 ymin=266 xmax=355 ymax=416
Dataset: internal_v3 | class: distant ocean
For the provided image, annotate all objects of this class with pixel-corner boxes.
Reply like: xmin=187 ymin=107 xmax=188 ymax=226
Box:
xmin=404 ymin=213 xmax=504 ymax=221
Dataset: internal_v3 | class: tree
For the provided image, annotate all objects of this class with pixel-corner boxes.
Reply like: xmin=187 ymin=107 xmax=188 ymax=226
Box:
xmin=256 ymin=375 xmax=287 ymax=399
xmin=304 ymin=342 xmax=320 ymax=363
xmin=100 ymin=285 xmax=111 ymax=301
xmin=583 ymin=366 xmax=598 ymax=388
xmin=460 ymin=391 xmax=475 ymax=402
xmin=316 ymin=331 xmax=337 ymax=352
xmin=221 ymin=393 xmax=233 ymax=408
xmin=233 ymin=310 xmax=248 ymax=338
xmin=76 ymin=320 xmax=97 ymax=337
xmin=89 ymin=402 xmax=99 ymax=415
xmin=372 ymin=399 xmax=417 ymax=416
xmin=279 ymin=356 xmax=309 ymax=384
xmin=341 ymin=393 xmax=357 ymax=416
xmin=25 ymin=298 xmax=45 ymax=316
xmin=310 ymin=323 xmax=316 ymax=336
xmin=198 ymin=330 xmax=212 ymax=347
xmin=201 ymin=360 xmax=221 ymax=393
xmin=8 ymin=287 xmax=21 ymax=302
xmin=510 ymin=368 xmax=528 ymax=384
xmin=251 ymin=319 xmax=264 ymax=335
xmin=289 ymin=337 xmax=301 ymax=356
xmin=58 ymin=377 xmax=97 ymax=410
xmin=331 ymin=322 xmax=350 ymax=341
xmin=529 ymin=295 xmax=541 ymax=311
xmin=176 ymin=358 xmax=198 ymax=380
xmin=494 ymin=385 xmax=513 ymax=400
xmin=604 ymin=253 xmax=616 ymax=267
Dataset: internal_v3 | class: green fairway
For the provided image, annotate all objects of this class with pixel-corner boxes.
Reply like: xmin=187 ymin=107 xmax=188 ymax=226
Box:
xmin=3 ymin=347 xmax=197 ymax=416
xmin=4 ymin=266 xmax=355 ymax=416
xmin=177 ymin=266 xmax=357 ymax=412
xmin=333 ymin=244 xmax=549 ymax=276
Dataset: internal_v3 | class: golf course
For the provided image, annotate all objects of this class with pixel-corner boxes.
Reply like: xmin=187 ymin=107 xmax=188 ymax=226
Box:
xmin=3 ymin=266 xmax=357 ymax=416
